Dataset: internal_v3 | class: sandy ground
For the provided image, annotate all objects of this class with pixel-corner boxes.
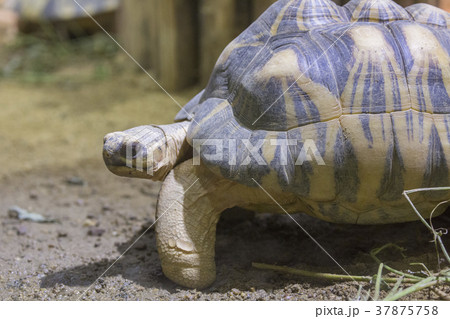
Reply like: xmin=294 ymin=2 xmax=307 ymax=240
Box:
xmin=0 ymin=67 xmax=449 ymax=300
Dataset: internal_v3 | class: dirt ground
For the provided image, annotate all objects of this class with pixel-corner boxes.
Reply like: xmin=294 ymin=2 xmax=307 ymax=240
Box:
xmin=0 ymin=40 xmax=449 ymax=301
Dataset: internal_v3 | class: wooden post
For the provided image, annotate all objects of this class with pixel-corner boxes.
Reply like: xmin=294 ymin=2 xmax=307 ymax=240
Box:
xmin=119 ymin=0 xmax=198 ymax=91
xmin=155 ymin=0 xmax=199 ymax=90
xmin=199 ymin=0 xmax=238 ymax=86
xmin=118 ymin=1 xmax=151 ymax=69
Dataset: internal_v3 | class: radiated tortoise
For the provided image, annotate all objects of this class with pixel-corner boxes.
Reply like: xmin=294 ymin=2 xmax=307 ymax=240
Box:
xmin=103 ymin=0 xmax=450 ymax=289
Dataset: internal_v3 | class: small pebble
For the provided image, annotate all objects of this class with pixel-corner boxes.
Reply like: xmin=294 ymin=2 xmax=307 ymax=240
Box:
xmin=88 ymin=227 xmax=105 ymax=237
xmin=16 ymin=225 xmax=27 ymax=236
xmin=66 ymin=176 xmax=85 ymax=186
xmin=83 ymin=219 xmax=98 ymax=227
xmin=29 ymin=192 xmax=38 ymax=200
xmin=57 ymin=231 xmax=68 ymax=238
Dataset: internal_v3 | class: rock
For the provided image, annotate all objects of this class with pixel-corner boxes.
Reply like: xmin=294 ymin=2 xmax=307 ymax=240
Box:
xmin=66 ymin=176 xmax=85 ymax=186
xmin=231 ymin=288 xmax=240 ymax=295
xmin=8 ymin=206 xmax=56 ymax=223
xmin=88 ymin=227 xmax=105 ymax=237
xmin=57 ymin=231 xmax=68 ymax=238
xmin=83 ymin=219 xmax=98 ymax=227
xmin=15 ymin=225 xmax=27 ymax=236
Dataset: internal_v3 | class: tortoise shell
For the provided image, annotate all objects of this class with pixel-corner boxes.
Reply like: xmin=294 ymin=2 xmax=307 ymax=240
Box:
xmin=6 ymin=0 xmax=119 ymax=22
xmin=181 ymin=0 xmax=450 ymax=224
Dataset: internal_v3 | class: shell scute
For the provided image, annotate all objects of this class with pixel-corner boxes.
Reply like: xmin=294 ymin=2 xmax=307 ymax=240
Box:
xmin=344 ymin=0 xmax=410 ymax=24
xmin=266 ymin=0 xmax=348 ymax=35
xmin=388 ymin=21 xmax=450 ymax=114
xmin=333 ymin=23 xmax=411 ymax=114
xmin=406 ymin=3 xmax=450 ymax=28
xmin=230 ymin=34 xmax=341 ymax=131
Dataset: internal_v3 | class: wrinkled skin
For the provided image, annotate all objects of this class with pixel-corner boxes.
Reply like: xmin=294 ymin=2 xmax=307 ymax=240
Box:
xmin=103 ymin=122 xmax=191 ymax=181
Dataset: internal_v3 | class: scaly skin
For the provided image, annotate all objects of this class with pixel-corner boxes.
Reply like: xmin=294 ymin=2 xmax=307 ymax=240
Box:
xmin=155 ymin=160 xmax=299 ymax=288
xmin=103 ymin=121 xmax=191 ymax=181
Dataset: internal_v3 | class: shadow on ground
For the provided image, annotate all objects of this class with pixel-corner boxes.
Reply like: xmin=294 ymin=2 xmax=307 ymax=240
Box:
xmin=40 ymin=208 xmax=450 ymax=294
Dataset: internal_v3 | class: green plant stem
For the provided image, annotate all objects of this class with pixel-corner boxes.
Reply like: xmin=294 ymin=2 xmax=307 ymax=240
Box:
xmin=252 ymin=263 xmax=427 ymax=284
xmin=374 ymin=263 xmax=384 ymax=300
xmin=383 ymin=277 xmax=439 ymax=301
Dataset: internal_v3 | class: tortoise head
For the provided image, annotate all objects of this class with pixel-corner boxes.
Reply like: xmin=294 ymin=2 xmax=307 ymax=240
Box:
xmin=103 ymin=125 xmax=168 ymax=180
xmin=103 ymin=122 xmax=191 ymax=181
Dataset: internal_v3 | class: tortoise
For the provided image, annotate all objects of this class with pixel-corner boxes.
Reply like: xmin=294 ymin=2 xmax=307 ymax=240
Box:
xmin=103 ymin=0 xmax=450 ymax=289
xmin=5 ymin=0 xmax=119 ymax=34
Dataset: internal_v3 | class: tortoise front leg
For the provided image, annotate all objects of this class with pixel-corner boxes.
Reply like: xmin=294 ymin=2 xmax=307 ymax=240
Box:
xmin=157 ymin=160 xmax=278 ymax=288
xmin=155 ymin=161 xmax=236 ymax=288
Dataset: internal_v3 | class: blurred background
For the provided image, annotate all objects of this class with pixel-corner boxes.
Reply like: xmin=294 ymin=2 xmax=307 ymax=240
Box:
xmin=1 ymin=0 xmax=449 ymax=90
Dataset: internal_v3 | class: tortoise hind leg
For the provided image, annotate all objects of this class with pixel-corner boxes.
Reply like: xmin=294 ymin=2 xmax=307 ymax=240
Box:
xmin=155 ymin=160 xmax=274 ymax=288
